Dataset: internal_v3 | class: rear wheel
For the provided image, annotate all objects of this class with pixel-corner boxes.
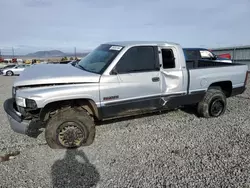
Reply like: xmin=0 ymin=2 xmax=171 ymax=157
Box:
xmin=197 ymin=88 xmax=227 ymax=118
xmin=45 ymin=108 xmax=96 ymax=149
xmin=6 ymin=71 xmax=13 ymax=76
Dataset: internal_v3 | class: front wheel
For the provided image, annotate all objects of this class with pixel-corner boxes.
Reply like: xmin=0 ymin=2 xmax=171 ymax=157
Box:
xmin=6 ymin=71 xmax=14 ymax=76
xmin=197 ymin=88 xmax=227 ymax=118
xmin=45 ymin=108 xmax=96 ymax=149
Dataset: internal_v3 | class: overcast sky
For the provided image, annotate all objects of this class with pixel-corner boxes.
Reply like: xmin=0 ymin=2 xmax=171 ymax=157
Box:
xmin=0 ymin=0 xmax=250 ymax=55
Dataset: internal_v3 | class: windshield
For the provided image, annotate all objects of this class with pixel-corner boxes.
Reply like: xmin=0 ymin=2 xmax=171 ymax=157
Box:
xmin=77 ymin=44 xmax=123 ymax=74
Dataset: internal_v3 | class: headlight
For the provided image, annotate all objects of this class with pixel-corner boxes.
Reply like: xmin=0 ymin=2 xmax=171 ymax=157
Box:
xmin=15 ymin=97 xmax=37 ymax=109
xmin=26 ymin=99 xmax=37 ymax=109
xmin=12 ymin=87 xmax=16 ymax=98
xmin=16 ymin=97 xmax=26 ymax=107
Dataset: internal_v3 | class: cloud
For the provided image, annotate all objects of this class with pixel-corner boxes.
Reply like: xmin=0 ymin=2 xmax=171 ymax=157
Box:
xmin=22 ymin=0 xmax=52 ymax=7
xmin=0 ymin=0 xmax=250 ymax=54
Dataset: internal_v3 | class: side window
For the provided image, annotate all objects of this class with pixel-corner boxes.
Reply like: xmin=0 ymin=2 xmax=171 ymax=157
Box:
xmin=115 ymin=46 xmax=157 ymax=74
xmin=161 ymin=49 xmax=175 ymax=69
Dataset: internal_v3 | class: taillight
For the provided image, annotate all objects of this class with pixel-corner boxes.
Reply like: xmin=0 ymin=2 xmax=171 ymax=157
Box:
xmin=244 ymin=71 xmax=249 ymax=86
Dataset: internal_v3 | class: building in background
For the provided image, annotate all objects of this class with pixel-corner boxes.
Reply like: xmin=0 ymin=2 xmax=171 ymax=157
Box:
xmin=211 ymin=45 xmax=250 ymax=70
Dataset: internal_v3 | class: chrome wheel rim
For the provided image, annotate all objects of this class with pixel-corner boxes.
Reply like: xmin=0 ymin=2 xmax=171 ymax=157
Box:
xmin=57 ymin=121 xmax=85 ymax=148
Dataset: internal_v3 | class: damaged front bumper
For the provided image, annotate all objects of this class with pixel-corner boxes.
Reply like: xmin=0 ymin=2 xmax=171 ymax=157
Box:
xmin=3 ymin=98 xmax=42 ymax=137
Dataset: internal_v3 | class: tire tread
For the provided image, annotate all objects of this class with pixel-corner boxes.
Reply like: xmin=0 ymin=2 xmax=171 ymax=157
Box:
xmin=45 ymin=107 xmax=95 ymax=149
xmin=197 ymin=88 xmax=226 ymax=118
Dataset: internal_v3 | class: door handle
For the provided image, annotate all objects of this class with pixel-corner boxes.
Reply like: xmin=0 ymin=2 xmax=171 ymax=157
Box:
xmin=152 ymin=77 xmax=160 ymax=82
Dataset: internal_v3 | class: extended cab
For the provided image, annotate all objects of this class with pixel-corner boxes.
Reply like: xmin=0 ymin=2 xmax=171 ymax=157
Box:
xmin=3 ymin=41 xmax=248 ymax=149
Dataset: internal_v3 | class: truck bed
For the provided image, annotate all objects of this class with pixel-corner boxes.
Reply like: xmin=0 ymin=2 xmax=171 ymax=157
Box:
xmin=186 ymin=60 xmax=248 ymax=94
xmin=186 ymin=59 xmax=246 ymax=69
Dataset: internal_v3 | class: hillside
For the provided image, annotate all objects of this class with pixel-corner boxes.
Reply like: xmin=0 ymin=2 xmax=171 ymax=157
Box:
xmin=1 ymin=50 xmax=90 ymax=59
xmin=26 ymin=50 xmax=65 ymax=58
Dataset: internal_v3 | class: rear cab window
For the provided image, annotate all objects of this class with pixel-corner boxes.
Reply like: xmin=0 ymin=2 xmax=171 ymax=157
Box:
xmin=183 ymin=49 xmax=200 ymax=60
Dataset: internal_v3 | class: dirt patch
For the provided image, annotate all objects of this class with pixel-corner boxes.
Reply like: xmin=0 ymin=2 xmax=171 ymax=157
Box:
xmin=0 ymin=150 xmax=20 ymax=162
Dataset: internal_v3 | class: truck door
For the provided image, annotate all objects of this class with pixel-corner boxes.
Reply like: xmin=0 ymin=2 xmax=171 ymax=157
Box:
xmin=159 ymin=46 xmax=188 ymax=107
xmin=99 ymin=46 xmax=162 ymax=118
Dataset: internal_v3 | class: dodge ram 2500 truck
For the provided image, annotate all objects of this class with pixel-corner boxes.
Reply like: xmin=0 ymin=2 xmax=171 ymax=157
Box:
xmin=3 ymin=41 xmax=248 ymax=149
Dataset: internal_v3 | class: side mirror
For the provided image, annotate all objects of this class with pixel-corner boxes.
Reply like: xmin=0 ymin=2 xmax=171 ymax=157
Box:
xmin=212 ymin=55 xmax=217 ymax=60
xmin=110 ymin=67 xmax=118 ymax=75
xmin=156 ymin=64 xmax=162 ymax=70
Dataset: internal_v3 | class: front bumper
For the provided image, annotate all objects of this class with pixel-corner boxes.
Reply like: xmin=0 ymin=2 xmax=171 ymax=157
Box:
xmin=3 ymin=98 xmax=30 ymax=135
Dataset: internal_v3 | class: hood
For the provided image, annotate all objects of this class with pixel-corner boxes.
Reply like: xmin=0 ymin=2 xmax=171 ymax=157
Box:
xmin=14 ymin=64 xmax=100 ymax=87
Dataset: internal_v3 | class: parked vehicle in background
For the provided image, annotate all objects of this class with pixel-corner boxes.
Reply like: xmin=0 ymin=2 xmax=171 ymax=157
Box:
xmin=68 ymin=59 xmax=80 ymax=66
xmin=39 ymin=61 xmax=48 ymax=64
xmin=183 ymin=48 xmax=232 ymax=63
xmin=0 ymin=64 xmax=16 ymax=75
xmin=59 ymin=60 xmax=71 ymax=64
xmin=216 ymin=53 xmax=231 ymax=60
xmin=11 ymin=58 xmax=24 ymax=63
xmin=2 ymin=64 xmax=31 ymax=76
xmin=47 ymin=61 xmax=58 ymax=64
xmin=3 ymin=41 xmax=248 ymax=149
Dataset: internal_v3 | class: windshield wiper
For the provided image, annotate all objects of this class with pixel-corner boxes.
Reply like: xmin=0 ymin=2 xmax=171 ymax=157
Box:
xmin=76 ymin=64 xmax=99 ymax=74
xmin=77 ymin=64 xmax=88 ymax=71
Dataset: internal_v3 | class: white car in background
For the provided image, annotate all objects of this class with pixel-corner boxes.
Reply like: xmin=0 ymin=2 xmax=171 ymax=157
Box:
xmin=2 ymin=64 xmax=31 ymax=76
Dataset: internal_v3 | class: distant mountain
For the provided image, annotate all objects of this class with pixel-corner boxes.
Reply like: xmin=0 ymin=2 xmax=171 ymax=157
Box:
xmin=24 ymin=50 xmax=90 ymax=58
xmin=1 ymin=50 xmax=90 ymax=59
xmin=26 ymin=50 xmax=65 ymax=57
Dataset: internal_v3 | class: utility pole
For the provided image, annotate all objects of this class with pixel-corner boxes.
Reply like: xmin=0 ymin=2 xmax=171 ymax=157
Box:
xmin=12 ymin=47 xmax=15 ymax=58
xmin=74 ymin=47 xmax=76 ymax=59
xmin=0 ymin=48 xmax=2 ymax=62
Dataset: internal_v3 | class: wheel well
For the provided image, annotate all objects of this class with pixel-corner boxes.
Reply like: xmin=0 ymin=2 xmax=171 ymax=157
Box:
xmin=39 ymin=99 xmax=100 ymax=122
xmin=6 ymin=70 xmax=13 ymax=74
xmin=209 ymin=81 xmax=232 ymax=97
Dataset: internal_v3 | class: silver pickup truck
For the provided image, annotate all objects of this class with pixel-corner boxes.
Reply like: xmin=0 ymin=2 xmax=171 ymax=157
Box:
xmin=3 ymin=41 xmax=249 ymax=149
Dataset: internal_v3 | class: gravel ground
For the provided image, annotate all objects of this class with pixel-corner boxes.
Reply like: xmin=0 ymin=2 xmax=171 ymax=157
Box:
xmin=0 ymin=75 xmax=250 ymax=188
